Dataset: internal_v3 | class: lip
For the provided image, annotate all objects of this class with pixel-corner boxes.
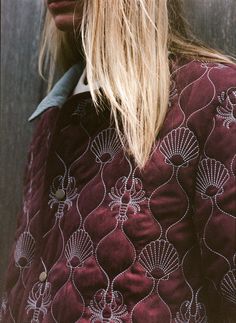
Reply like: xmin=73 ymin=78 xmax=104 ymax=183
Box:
xmin=48 ymin=1 xmax=75 ymax=10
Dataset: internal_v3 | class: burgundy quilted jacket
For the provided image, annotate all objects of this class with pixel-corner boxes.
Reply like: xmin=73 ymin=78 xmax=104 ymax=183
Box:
xmin=1 ymin=54 xmax=236 ymax=323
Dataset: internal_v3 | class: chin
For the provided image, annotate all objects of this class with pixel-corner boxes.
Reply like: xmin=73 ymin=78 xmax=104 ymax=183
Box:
xmin=53 ymin=15 xmax=74 ymax=31
xmin=53 ymin=15 xmax=81 ymax=32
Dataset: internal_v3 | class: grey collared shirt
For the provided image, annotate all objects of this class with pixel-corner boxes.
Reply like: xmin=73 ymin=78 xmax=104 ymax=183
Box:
xmin=28 ymin=61 xmax=85 ymax=122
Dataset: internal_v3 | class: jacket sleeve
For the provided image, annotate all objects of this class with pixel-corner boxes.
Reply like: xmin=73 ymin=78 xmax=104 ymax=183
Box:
xmin=192 ymin=68 xmax=236 ymax=320
xmin=0 ymin=115 xmax=45 ymax=309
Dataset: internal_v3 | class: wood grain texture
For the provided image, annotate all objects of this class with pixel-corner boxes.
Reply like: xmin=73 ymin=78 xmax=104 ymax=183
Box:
xmin=0 ymin=0 xmax=45 ymax=295
xmin=183 ymin=0 xmax=236 ymax=56
xmin=0 ymin=0 xmax=235 ymax=298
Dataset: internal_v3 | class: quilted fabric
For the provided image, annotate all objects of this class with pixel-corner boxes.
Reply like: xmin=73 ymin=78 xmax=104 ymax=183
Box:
xmin=1 ymin=55 xmax=236 ymax=323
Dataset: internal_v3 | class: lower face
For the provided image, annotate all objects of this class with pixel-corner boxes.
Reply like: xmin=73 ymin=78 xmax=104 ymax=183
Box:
xmin=46 ymin=0 xmax=84 ymax=32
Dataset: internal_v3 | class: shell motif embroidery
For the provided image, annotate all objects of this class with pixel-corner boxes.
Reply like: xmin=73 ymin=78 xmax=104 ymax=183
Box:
xmin=220 ymin=253 xmax=236 ymax=304
xmin=14 ymin=231 xmax=36 ymax=269
xmin=65 ymin=229 xmax=93 ymax=269
xmin=196 ymin=158 xmax=229 ymax=199
xmin=160 ymin=127 xmax=199 ymax=167
xmin=138 ymin=239 xmax=180 ymax=281
xmin=90 ymin=128 xmax=123 ymax=163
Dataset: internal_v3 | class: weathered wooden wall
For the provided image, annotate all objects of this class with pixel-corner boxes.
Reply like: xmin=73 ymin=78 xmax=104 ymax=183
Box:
xmin=0 ymin=0 xmax=45 ymax=296
xmin=184 ymin=0 xmax=236 ymax=56
xmin=0 ymin=0 xmax=235 ymax=297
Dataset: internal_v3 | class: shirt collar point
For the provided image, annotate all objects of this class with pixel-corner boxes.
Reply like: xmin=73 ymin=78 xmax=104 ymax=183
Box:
xmin=28 ymin=61 xmax=85 ymax=123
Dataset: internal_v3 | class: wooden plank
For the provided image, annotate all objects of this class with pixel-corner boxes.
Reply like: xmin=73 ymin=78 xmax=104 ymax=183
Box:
xmin=183 ymin=0 xmax=236 ymax=56
xmin=0 ymin=0 xmax=45 ymax=295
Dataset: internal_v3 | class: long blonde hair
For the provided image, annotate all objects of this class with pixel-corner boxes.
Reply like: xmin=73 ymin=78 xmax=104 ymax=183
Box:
xmin=39 ymin=0 xmax=236 ymax=170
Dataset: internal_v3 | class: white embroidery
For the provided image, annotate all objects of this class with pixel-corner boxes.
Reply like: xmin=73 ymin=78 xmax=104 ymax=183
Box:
xmin=91 ymin=128 xmax=123 ymax=163
xmin=5 ymin=59 xmax=236 ymax=321
xmin=14 ymin=231 xmax=35 ymax=269
xmin=0 ymin=293 xmax=7 ymax=321
xmin=25 ymin=259 xmax=52 ymax=323
xmin=88 ymin=289 xmax=128 ymax=323
xmin=231 ymin=154 xmax=236 ymax=178
xmin=169 ymin=79 xmax=178 ymax=107
xmin=217 ymin=88 xmax=236 ymax=128
xmin=48 ymin=153 xmax=78 ymax=219
xmin=108 ymin=175 xmax=146 ymax=222
xmin=174 ymin=289 xmax=207 ymax=323
xmin=139 ymin=239 xmax=180 ymax=281
xmin=220 ymin=253 xmax=236 ymax=304
xmin=200 ymin=62 xmax=227 ymax=70
xmin=160 ymin=127 xmax=199 ymax=167
xmin=13 ymin=151 xmax=36 ymax=273
xmin=65 ymin=229 xmax=93 ymax=269
xmin=196 ymin=158 xmax=229 ymax=199
xmin=26 ymin=281 xmax=52 ymax=323
xmin=74 ymin=97 xmax=93 ymax=118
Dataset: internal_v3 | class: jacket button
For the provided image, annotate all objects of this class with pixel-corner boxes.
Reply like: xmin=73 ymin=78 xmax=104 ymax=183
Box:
xmin=39 ymin=271 xmax=47 ymax=282
xmin=55 ymin=189 xmax=65 ymax=200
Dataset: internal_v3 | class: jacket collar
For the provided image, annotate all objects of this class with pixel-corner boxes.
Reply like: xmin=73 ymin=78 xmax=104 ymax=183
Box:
xmin=28 ymin=60 xmax=85 ymax=122
xmin=28 ymin=52 xmax=176 ymax=123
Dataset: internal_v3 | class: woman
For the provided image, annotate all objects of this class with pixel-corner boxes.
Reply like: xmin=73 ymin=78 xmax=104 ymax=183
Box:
xmin=1 ymin=0 xmax=236 ymax=322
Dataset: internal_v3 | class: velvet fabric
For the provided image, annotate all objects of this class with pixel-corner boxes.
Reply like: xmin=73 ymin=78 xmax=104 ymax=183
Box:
xmin=1 ymin=55 xmax=236 ymax=322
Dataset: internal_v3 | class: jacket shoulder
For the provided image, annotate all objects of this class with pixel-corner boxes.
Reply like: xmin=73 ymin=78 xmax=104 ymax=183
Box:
xmin=173 ymin=58 xmax=236 ymax=91
xmin=171 ymin=59 xmax=236 ymax=117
